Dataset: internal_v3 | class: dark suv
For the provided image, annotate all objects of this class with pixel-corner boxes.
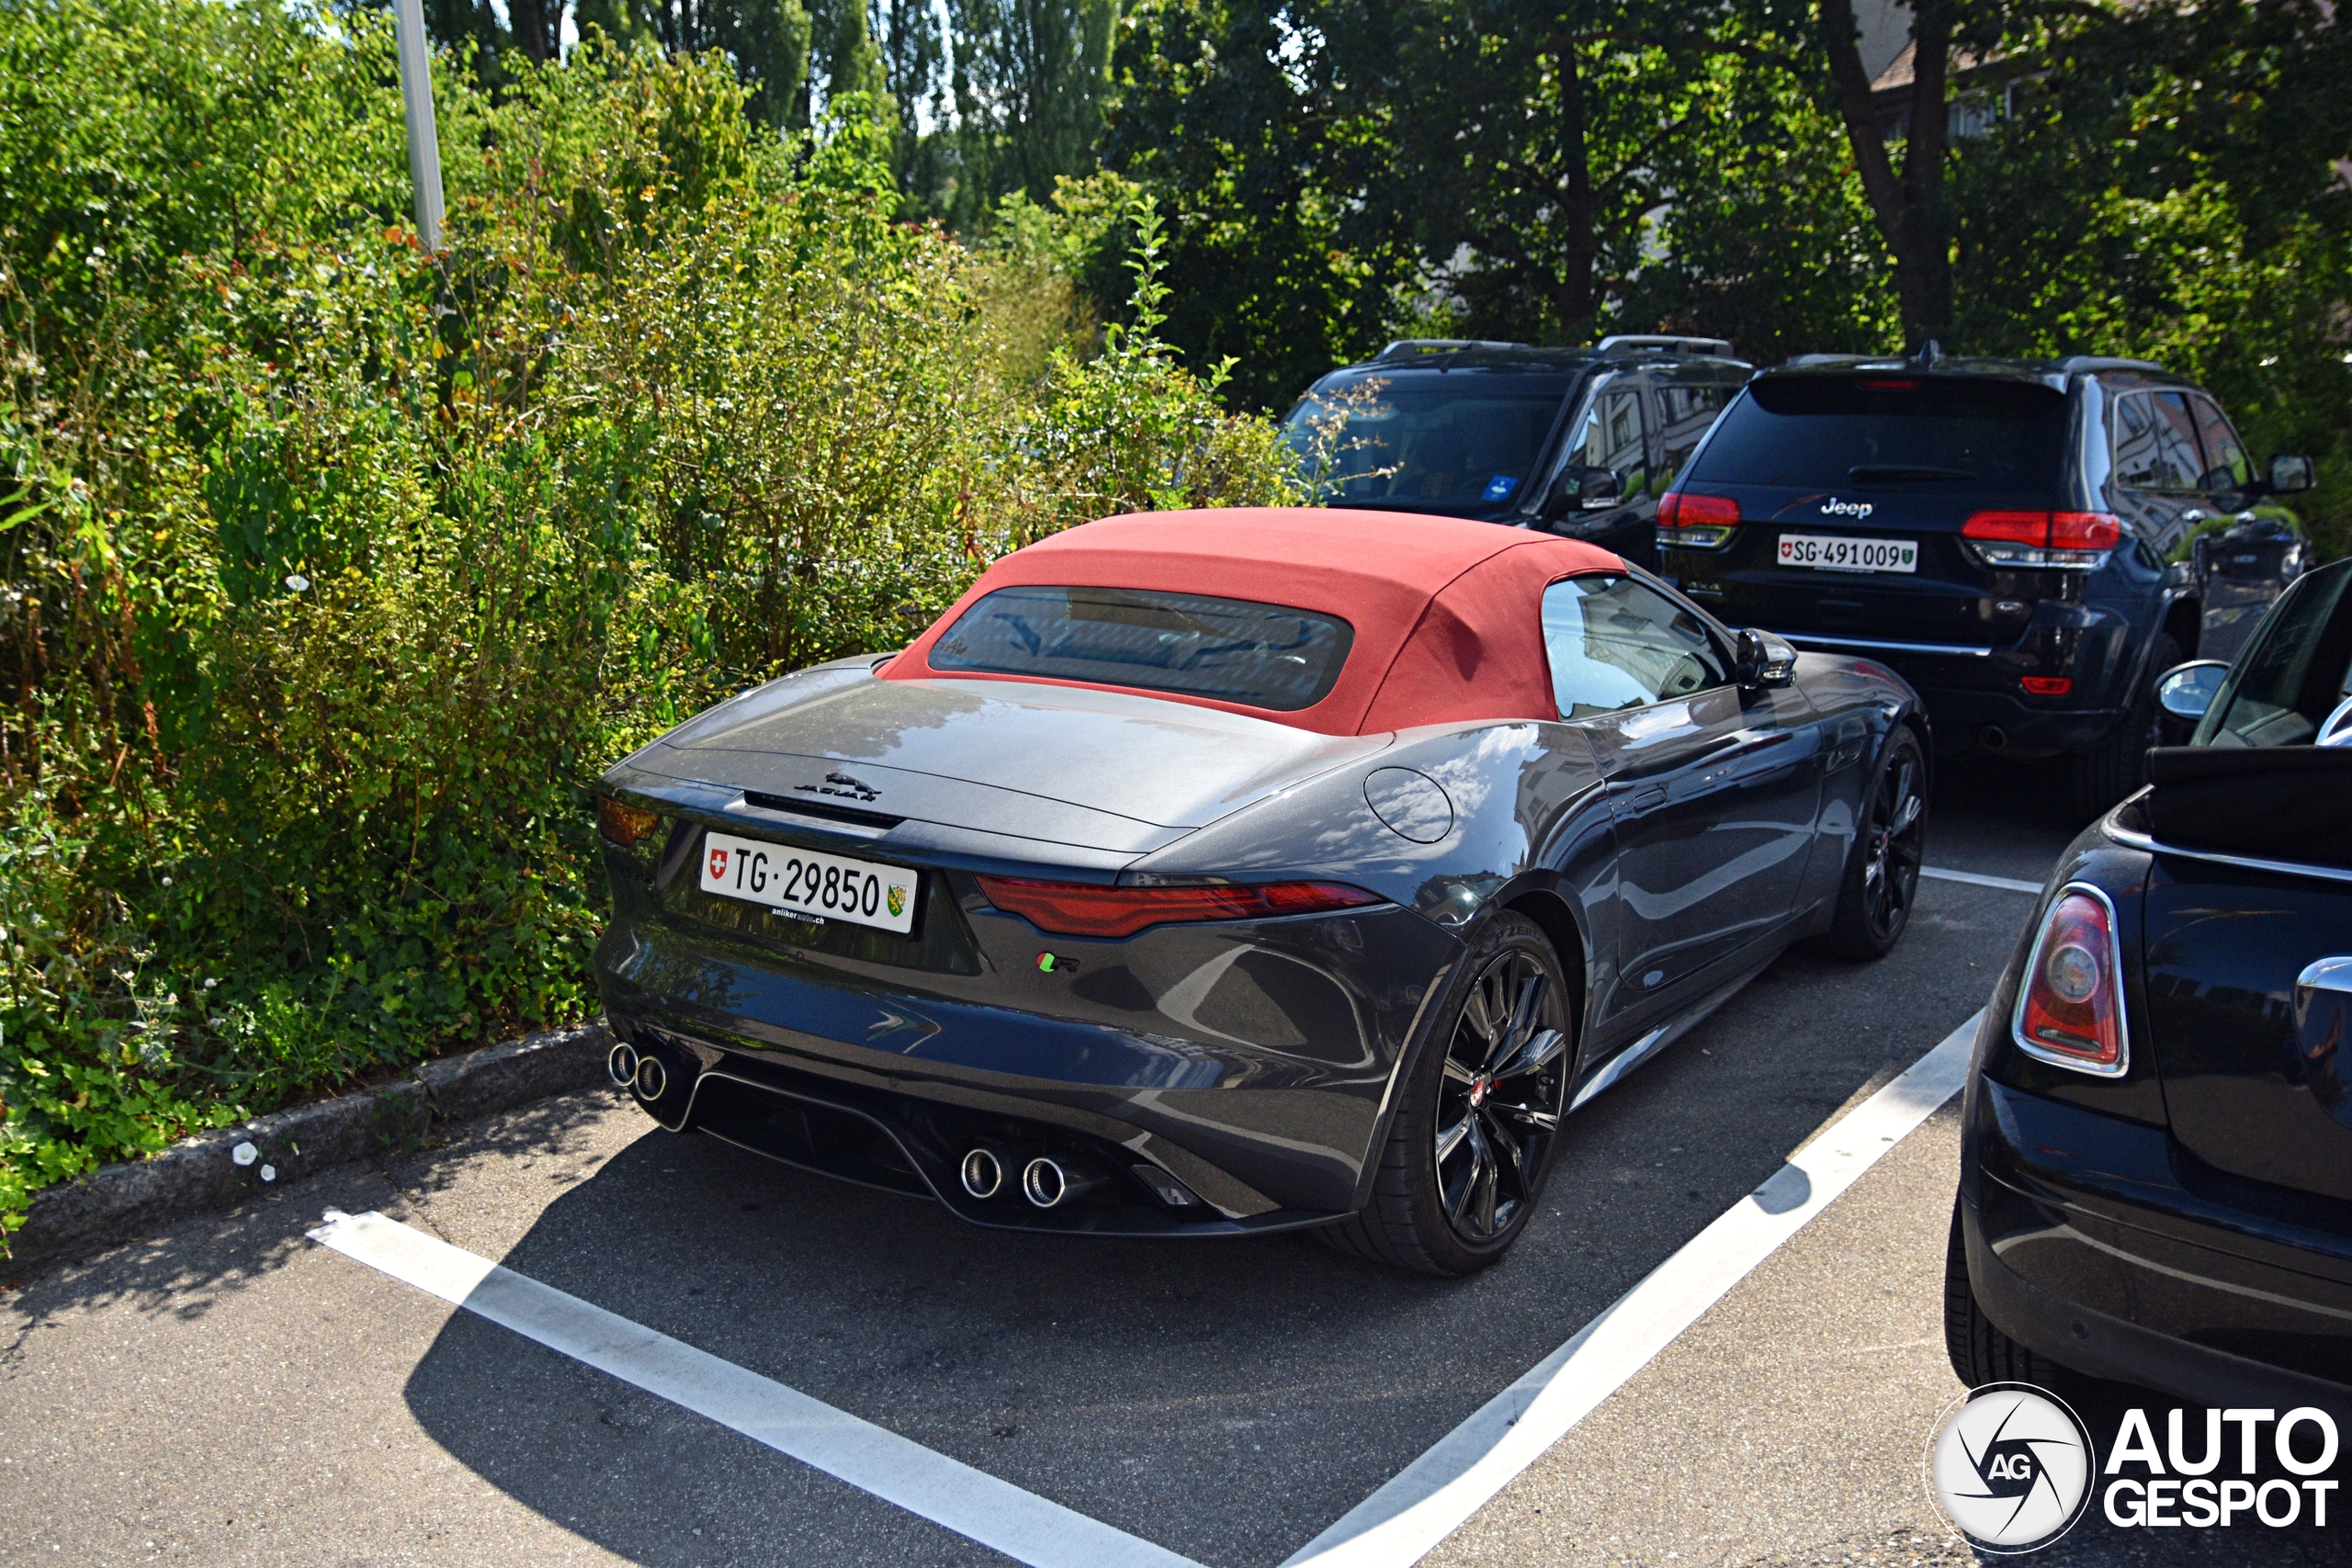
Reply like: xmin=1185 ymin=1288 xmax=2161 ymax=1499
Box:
xmin=1280 ymin=335 xmax=1753 ymax=570
xmin=1656 ymin=353 xmax=2316 ymax=816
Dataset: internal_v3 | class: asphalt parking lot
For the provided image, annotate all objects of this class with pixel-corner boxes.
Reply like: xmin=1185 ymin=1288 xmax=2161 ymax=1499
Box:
xmin=0 ymin=760 xmax=2336 ymax=1568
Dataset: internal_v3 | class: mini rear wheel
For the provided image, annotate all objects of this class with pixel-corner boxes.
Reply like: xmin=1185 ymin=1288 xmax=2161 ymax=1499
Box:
xmin=1945 ymin=1191 xmax=2062 ymax=1388
xmin=1323 ymin=912 xmax=1573 ymax=1276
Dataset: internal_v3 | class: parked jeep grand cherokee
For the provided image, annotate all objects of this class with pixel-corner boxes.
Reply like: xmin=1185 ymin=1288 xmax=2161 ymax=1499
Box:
xmin=1657 ymin=353 xmax=2316 ymax=817
xmin=1281 ymin=335 xmax=1752 ymax=570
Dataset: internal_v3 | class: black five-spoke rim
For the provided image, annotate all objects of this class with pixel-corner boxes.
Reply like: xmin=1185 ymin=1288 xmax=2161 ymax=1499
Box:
xmin=1435 ymin=949 xmax=1569 ymax=1246
xmin=1861 ymin=750 xmax=1925 ymax=942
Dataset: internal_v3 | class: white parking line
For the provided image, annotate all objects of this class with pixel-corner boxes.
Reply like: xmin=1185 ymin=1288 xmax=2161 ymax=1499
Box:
xmin=307 ymin=1209 xmax=1204 ymax=1568
xmin=1921 ymin=865 xmax=2043 ymax=895
xmin=1278 ymin=1010 xmax=1984 ymax=1568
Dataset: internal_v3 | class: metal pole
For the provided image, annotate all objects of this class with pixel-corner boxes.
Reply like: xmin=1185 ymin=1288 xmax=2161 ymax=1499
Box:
xmin=391 ymin=0 xmax=445 ymax=251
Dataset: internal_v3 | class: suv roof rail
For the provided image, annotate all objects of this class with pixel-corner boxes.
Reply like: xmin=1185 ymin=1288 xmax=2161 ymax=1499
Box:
xmin=1375 ymin=338 xmax=1534 ymax=360
xmin=1784 ymin=353 xmax=1860 ymax=367
xmin=2052 ymin=355 xmax=2166 ymax=374
xmin=1599 ymin=333 xmax=1735 ymax=358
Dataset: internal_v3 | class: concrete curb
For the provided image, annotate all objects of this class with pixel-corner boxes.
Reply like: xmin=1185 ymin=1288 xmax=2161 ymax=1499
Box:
xmin=8 ymin=1021 xmax=615 ymax=1273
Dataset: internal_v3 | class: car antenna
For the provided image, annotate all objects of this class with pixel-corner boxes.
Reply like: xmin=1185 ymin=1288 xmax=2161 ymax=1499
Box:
xmin=1913 ymin=339 xmax=1943 ymax=368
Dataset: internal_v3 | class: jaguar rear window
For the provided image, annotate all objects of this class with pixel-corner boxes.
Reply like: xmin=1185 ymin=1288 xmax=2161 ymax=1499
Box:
xmin=928 ymin=586 xmax=1355 ymax=711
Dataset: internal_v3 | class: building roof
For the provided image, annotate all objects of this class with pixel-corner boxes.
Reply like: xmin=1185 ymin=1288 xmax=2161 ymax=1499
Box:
xmin=887 ymin=509 xmax=1623 ymax=735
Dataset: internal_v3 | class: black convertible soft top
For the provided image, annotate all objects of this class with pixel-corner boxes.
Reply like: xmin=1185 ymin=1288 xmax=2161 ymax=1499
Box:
xmin=2138 ymin=747 xmax=2352 ymax=869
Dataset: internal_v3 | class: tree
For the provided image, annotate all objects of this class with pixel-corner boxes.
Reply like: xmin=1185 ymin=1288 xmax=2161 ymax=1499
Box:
xmin=579 ymin=0 xmax=817 ymax=125
xmin=1101 ymin=0 xmax=1423 ymax=408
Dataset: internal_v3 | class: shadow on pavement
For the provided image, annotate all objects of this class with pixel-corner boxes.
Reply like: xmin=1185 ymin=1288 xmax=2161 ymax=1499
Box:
xmin=395 ymin=867 xmax=2044 ymax=1568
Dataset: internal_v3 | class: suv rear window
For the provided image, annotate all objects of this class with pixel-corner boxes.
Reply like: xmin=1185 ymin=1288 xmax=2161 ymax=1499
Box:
xmin=929 ymin=586 xmax=1355 ymax=711
xmin=1686 ymin=376 xmax=2068 ymax=494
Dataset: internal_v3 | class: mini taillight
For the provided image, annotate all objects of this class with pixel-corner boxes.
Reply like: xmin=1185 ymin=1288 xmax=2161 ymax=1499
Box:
xmin=974 ymin=875 xmax=1385 ymax=938
xmin=1657 ymin=491 xmax=1739 ymax=548
xmin=1961 ymin=510 xmax=2121 ymax=570
xmin=2012 ymin=886 xmax=2127 ymax=1075
xmin=597 ymin=795 xmax=662 ymax=846
xmin=2019 ymin=676 xmax=2073 ymax=695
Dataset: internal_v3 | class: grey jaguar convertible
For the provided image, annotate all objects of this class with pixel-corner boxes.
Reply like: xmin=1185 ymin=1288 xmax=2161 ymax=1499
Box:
xmin=590 ymin=509 xmax=1927 ymax=1273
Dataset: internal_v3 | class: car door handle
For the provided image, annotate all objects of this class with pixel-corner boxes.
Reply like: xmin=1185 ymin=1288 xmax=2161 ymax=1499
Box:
xmin=1629 ymin=785 xmax=1667 ymax=811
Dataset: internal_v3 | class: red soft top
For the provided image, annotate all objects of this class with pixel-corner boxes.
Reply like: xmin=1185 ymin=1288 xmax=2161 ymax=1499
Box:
xmin=885 ymin=508 xmax=1623 ymax=735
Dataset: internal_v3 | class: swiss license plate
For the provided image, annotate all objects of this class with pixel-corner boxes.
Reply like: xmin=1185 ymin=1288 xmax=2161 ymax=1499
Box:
xmin=699 ymin=831 xmax=918 ymax=934
xmin=1778 ymin=533 xmax=1918 ymax=573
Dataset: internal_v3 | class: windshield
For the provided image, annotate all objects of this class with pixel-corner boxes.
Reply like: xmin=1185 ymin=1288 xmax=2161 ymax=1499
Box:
xmin=1283 ymin=378 xmax=1569 ymax=513
xmin=1685 ymin=376 xmax=2068 ymax=495
xmin=929 ymin=585 xmax=1355 ymax=711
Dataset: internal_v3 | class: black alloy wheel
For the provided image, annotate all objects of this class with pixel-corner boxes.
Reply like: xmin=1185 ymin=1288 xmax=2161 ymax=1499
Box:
xmin=1433 ymin=946 xmax=1570 ymax=1245
xmin=1323 ymin=911 xmax=1575 ymax=1275
xmin=1825 ymin=727 xmax=1928 ymax=960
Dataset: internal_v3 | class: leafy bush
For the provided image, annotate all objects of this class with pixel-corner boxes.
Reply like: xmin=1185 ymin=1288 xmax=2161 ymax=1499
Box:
xmin=0 ymin=0 xmax=1302 ymax=1246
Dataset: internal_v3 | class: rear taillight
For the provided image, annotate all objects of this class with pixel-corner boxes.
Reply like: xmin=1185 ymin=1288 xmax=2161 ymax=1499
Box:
xmin=2012 ymin=886 xmax=2128 ymax=1075
xmin=974 ymin=875 xmax=1385 ymax=938
xmin=596 ymin=795 xmax=662 ymax=846
xmin=1961 ymin=511 xmax=2121 ymax=570
xmin=2019 ymin=676 xmax=2073 ymax=695
xmin=1657 ymin=491 xmax=1739 ymax=549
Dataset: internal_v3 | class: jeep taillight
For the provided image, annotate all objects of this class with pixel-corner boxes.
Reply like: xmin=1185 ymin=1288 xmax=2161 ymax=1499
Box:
xmin=2012 ymin=886 xmax=2128 ymax=1075
xmin=1657 ymin=491 xmax=1739 ymax=549
xmin=1961 ymin=511 xmax=2120 ymax=570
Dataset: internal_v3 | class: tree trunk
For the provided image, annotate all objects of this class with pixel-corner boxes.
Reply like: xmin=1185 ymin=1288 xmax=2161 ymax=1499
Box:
xmin=1555 ymin=30 xmax=1596 ymax=344
xmin=1819 ymin=0 xmax=1954 ymax=348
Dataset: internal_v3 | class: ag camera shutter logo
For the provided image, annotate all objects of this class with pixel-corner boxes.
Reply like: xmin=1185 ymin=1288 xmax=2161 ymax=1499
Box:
xmin=1924 ymin=1383 xmax=2096 ymax=1552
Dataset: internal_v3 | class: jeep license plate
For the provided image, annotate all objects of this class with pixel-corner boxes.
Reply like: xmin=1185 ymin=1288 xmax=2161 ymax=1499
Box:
xmin=1777 ymin=534 xmax=1918 ymax=573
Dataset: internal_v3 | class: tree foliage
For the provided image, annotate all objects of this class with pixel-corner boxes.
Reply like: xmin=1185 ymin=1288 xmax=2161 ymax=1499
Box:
xmin=0 ymin=0 xmax=1297 ymax=1243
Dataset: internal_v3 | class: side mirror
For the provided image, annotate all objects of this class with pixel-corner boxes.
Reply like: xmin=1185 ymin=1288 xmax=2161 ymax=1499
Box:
xmin=2155 ymin=660 xmax=2230 ymax=722
xmin=1577 ymin=466 xmax=1623 ymax=510
xmin=1735 ymin=628 xmax=1797 ymax=690
xmin=2270 ymin=453 xmax=2316 ymax=495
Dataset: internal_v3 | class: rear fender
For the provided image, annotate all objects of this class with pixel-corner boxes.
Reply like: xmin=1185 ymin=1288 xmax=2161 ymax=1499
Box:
xmin=1125 ymin=719 xmax=1618 ymax=1210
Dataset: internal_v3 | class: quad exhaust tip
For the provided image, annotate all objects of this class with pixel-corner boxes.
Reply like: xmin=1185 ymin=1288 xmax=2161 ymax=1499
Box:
xmin=959 ymin=1147 xmax=1005 ymax=1201
xmin=605 ymin=1042 xmax=639 ymax=1089
xmin=1022 ymin=1155 xmax=1110 ymax=1209
xmin=634 ymin=1055 xmax=668 ymax=1100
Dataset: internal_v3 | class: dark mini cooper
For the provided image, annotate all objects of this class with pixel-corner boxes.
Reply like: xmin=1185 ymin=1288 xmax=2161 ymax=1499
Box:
xmin=1657 ymin=353 xmax=2315 ymax=818
xmin=591 ymin=510 xmax=1926 ymax=1274
xmin=1948 ymin=556 xmax=2352 ymax=1406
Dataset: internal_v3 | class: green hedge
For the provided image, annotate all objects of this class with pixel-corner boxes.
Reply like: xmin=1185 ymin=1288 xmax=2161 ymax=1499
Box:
xmin=0 ymin=0 xmax=1303 ymax=1246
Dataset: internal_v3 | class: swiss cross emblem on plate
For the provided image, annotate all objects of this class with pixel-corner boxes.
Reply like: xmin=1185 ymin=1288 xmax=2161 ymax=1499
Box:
xmin=708 ymin=847 xmax=729 ymax=880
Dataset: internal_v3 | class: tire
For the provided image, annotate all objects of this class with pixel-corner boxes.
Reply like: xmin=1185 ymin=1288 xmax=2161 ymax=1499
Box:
xmin=2066 ymin=632 xmax=2177 ymax=821
xmin=1322 ymin=911 xmax=1574 ymax=1276
xmin=1820 ymin=726 xmax=1927 ymax=961
xmin=1944 ymin=1192 xmax=2064 ymax=1388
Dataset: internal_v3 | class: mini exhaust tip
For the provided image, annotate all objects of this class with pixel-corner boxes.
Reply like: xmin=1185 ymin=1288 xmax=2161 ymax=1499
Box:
xmin=959 ymin=1148 xmax=1005 ymax=1200
xmin=606 ymin=1042 xmax=640 ymax=1088
xmin=634 ymin=1055 xmax=668 ymax=1100
xmin=1022 ymin=1156 xmax=1069 ymax=1209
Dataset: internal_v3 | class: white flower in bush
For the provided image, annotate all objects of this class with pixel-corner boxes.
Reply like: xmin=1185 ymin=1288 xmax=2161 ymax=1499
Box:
xmin=231 ymin=1141 xmax=258 ymax=1167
